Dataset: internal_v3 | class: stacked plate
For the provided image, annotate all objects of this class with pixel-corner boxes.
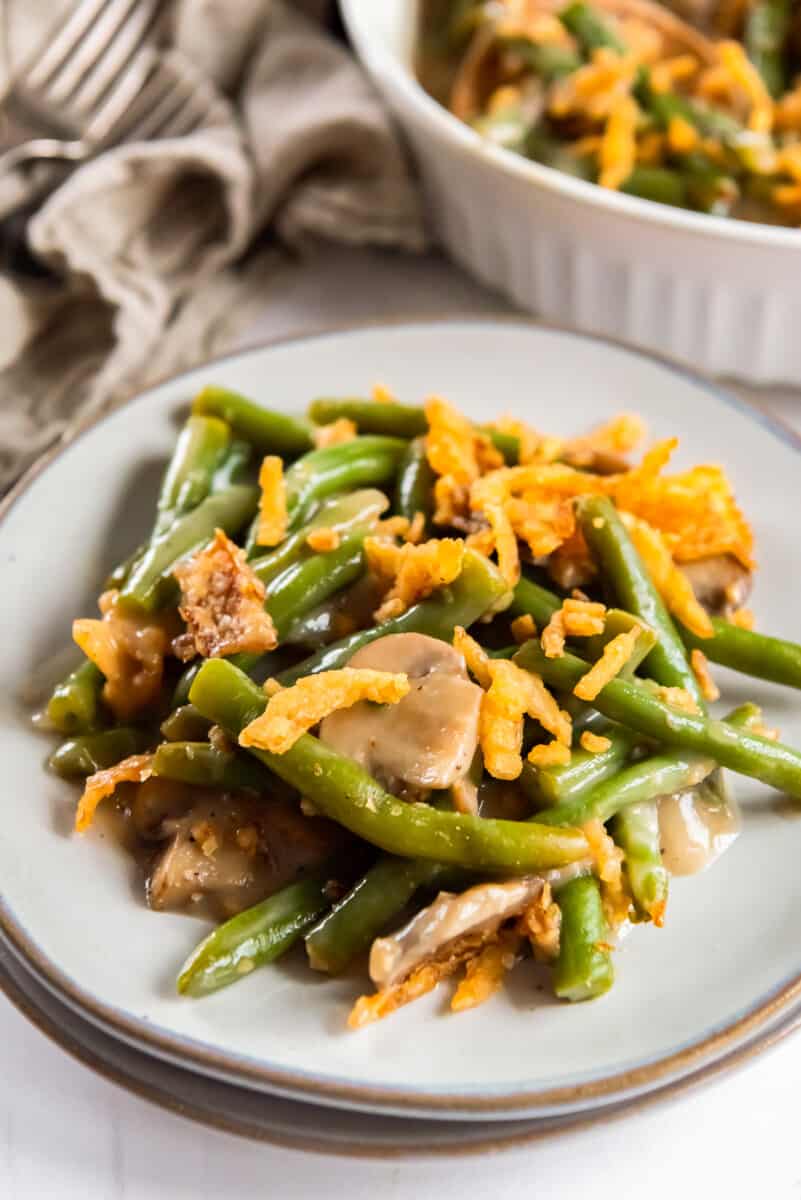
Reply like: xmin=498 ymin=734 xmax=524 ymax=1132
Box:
xmin=2 ymin=320 xmax=801 ymax=1154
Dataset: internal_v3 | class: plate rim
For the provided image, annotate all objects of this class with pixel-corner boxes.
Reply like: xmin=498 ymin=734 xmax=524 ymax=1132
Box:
xmin=3 ymin=941 xmax=801 ymax=1158
xmin=2 ymin=313 xmax=801 ymax=1118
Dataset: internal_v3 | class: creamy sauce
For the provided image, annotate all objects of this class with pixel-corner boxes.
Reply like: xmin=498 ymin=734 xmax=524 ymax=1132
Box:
xmin=658 ymin=775 xmax=741 ymax=876
xmin=370 ymin=862 xmax=591 ymax=989
xmin=320 ymin=633 xmax=482 ymax=793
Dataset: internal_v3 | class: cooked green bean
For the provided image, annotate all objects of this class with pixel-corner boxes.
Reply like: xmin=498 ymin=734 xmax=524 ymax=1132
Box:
xmin=745 ymin=0 xmax=793 ymax=98
xmin=119 ymin=484 xmax=259 ymax=613
xmin=621 ymin=166 xmax=689 ymax=209
xmin=680 ymin=620 xmax=801 ymax=692
xmin=577 ymin=494 xmax=705 ymax=706
xmin=250 ymin=489 xmax=387 ymax=587
xmin=394 ymin=437 xmax=434 ymax=525
xmin=278 ymin=548 xmax=508 ymax=683
xmin=515 ymin=639 xmax=801 ymax=799
xmin=267 ymin=532 xmax=367 ymax=641
xmin=239 ymin=436 xmax=409 ymax=558
xmin=559 ymin=1 xmax=626 ymax=53
xmin=152 ymin=741 xmax=273 ymax=792
xmin=306 ymin=397 xmax=519 ymax=462
xmin=160 ymin=705 xmax=212 ymax=743
xmin=46 ymin=660 xmax=105 ymax=736
xmin=189 ymin=659 xmax=591 ymax=872
xmin=192 ymin=385 xmax=313 ymax=457
xmin=306 ymin=857 xmax=451 ymax=975
xmin=177 ymin=877 xmax=331 ymax=997
xmin=508 ymin=574 xmax=561 ymax=627
xmin=310 ymin=398 xmax=427 ymax=438
xmin=156 ymin=415 xmax=233 ymax=528
xmin=611 ymin=802 xmax=667 ymax=925
xmin=521 ymin=725 xmax=639 ymax=809
xmin=49 ymin=728 xmax=150 ymax=779
xmin=535 ymin=749 xmax=717 ymax=827
xmin=553 ymin=875 xmax=614 ymax=1002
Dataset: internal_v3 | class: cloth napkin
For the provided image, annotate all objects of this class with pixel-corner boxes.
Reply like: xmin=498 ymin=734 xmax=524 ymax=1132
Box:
xmin=0 ymin=0 xmax=425 ymax=492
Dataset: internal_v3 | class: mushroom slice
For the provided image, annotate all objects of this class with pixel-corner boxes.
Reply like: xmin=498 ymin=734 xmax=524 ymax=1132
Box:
xmin=680 ymin=554 xmax=753 ymax=617
xmin=369 ymin=864 xmax=590 ymax=991
xmin=146 ymin=793 xmax=346 ymax=919
xmin=319 ymin=632 xmax=483 ymax=794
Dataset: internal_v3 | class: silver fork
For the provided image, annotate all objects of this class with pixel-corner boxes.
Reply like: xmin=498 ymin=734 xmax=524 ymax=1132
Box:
xmin=0 ymin=0 xmax=216 ymax=179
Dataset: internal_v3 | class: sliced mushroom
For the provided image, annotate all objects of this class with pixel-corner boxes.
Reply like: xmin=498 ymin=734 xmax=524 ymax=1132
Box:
xmin=681 ymin=554 xmax=752 ymax=617
xmin=319 ymin=632 xmax=483 ymax=795
xmin=370 ymin=864 xmax=591 ymax=990
xmin=658 ymin=772 xmax=741 ymax=876
xmin=145 ymin=792 xmax=346 ymax=919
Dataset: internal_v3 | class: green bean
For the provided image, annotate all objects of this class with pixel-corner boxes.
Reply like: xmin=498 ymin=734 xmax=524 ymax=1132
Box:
xmin=584 ymin=609 xmax=658 ymax=676
xmin=535 ymin=749 xmax=716 ymax=827
xmin=521 ymin=725 xmax=638 ymax=809
xmin=210 ymin=438 xmax=254 ymax=490
xmin=514 ymin=640 xmax=801 ymax=799
xmin=192 ymin=385 xmax=313 ymax=458
xmin=244 ymin=437 xmax=407 ymax=556
xmin=577 ymin=495 xmax=704 ymax=707
xmin=160 ymin=705 xmax=212 ymax=743
xmin=394 ymin=437 xmax=434 ymax=525
xmin=46 ymin=660 xmax=105 ymax=736
xmin=277 ymin=549 xmax=509 ymax=683
xmin=621 ymin=166 xmax=689 ymax=209
xmin=119 ymin=483 xmax=259 ymax=612
xmin=745 ymin=0 xmax=793 ymax=98
xmin=611 ymin=802 xmax=667 ymax=924
xmin=48 ymin=728 xmax=150 ymax=779
xmin=50 ymin=416 xmax=234 ymax=717
xmin=306 ymin=398 xmax=519 ymax=463
xmin=306 ymin=857 xmax=450 ymax=975
xmin=250 ymin=489 xmax=387 ymax=587
xmin=680 ymin=620 xmax=801 ymax=692
xmin=508 ymin=573 xmax=561 ymax=627
xmin=267 ymin=532 xmax=367 ymax=641
xmin=559 ymin=1 xmax=626 ymax=53
xmin=309 ymin=398 xmax=427 ymax=438
xmin=501 ymin=36 xmax=583 ymax=80
xmin=152 ymin=741 xmax=274 ymax=793
xmin=156 ymin=415 xmax=232 ymax=529
xmin=189 ymin=660 xmax=591 ymax=872
xmin=553 ymin=875 xmax=614 ymax=1002
xmin=177 ymin=877 xmax=331 ymax=997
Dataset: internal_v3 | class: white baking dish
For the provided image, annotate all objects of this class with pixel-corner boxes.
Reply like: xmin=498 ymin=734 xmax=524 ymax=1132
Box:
xmin=341 ymin=0 xmax=801 ymax=385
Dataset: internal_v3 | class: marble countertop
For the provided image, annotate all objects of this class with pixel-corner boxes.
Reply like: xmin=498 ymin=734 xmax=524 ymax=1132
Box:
xmin=3 ymin=245 xmax=799 ymax=1200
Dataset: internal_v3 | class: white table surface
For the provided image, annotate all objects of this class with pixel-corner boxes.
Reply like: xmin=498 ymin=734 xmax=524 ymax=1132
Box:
xmin=3 ymin=245 xmax=799 ymax=1200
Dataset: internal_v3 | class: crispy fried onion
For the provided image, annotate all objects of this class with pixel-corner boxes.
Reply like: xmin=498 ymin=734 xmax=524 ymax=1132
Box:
xmin=75 ymin=753 xmax=154 ymax=833
xmin=619 ymin=512 xmax=713 ymax=639
xmin=239 ymin=668 xmax=409 ymax=754
xmin=365 ymin=536 xmax=464 ymax=622
xmin=73 ymin=590 xmax=177 ymax=720
xmin=173 ymin=529 xmax=277 ymax=661
xmin=255 ymin=456 xmax=287 ymax=548
xmin=350 ymin=868 xmax=587 ymax=1027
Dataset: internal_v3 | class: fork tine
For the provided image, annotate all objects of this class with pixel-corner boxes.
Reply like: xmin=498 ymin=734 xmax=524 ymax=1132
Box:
xmin=23 ymin=0 xmax=110 ymax=92
xmin=44 ymin=0 xmax=143 ymax=107
xmin=127 ymin=78 xmax=198 ymax=144
xmin=82 ymin=45 xmax=160 ymax=146
xmin=67 ymin=0 xmax=162 ymax=122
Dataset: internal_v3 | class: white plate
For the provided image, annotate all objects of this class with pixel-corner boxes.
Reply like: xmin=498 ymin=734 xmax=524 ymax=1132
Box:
xmin=2 ymin=319 xmax=801 ymax=1121
xmin=4 ymin=936 xmax=801 ymax=1157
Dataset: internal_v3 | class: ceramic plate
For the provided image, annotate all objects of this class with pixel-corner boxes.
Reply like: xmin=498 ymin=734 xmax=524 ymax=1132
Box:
xmin=2 ymin=320 xmax=801 ymax=1121
xmin=4 ymin=936 xmax=801 ymax=1156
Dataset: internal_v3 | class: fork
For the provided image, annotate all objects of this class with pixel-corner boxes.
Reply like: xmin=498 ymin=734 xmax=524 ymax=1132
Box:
xmin=0 ymin=0 xmax=217 ymax=179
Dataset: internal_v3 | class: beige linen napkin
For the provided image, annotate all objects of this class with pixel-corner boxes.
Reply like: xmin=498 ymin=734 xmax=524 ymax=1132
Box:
xmin=0 ymin=0 xmax=425 ymax=492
